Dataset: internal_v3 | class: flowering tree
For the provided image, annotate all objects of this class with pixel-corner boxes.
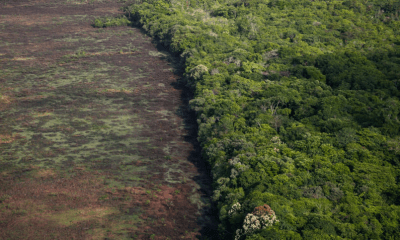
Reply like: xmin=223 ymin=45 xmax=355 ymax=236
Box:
xmin=234 ymin=204 xmax=279 ymax=240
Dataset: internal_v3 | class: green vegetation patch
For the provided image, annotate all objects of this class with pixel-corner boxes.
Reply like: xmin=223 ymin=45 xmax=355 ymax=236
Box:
xmin=93 ymin=15 xmax=132 ymax=28
xmin=0 ymin=58 xmax=150 ymax=174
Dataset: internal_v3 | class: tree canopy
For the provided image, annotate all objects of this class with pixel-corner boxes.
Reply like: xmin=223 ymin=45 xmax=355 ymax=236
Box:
xmin=126 ymin=0 xmax=400 ymax=238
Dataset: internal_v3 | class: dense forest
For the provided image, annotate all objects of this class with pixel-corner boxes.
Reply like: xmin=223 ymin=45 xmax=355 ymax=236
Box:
xmin=116 ymin=0 xmax=400 ymax=238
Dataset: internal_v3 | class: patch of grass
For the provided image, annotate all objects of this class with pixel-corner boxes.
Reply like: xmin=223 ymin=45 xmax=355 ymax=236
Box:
xmin=0 ymin=194 xmax=11 ymax=203
xmin=12 ymin=209 xmax=27 ymax=216
xmin=34 ymin=168 xmax=56 ymax=179
xmin=148 ymin=51 xmax=168 ymax=58
xmin=93 ymin=15 xmax=131 ymax=28
xmin=60 ymin=50 xmax=88 ymax=63
xmin=181 ymin=177 xmax=187 ymax=183
xmin=75 ymin=50 xmax=87 ymax=57
xmin=91 ymin=124 xmax=110 ymax=130
xmin=49 ymin=207 xmax=118 ymax=226
xmin=99 ymin=194 xmax=108 ymax=201
xmin=12 ymin=57 xmax=35 ymax=61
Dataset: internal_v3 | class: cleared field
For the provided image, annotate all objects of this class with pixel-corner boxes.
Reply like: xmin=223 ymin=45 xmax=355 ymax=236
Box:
xmin=0 ymin=0 xmax=217 ymax=239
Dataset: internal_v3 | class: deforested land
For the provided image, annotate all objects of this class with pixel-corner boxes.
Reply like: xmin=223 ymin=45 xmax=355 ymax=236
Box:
xmin=0 ymin=0 xmax=218 ymax=239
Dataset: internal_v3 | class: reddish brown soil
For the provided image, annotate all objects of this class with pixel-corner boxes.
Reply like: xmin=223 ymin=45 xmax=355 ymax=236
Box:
xmin=0 ymin=167 xmax=213 ymax=239
xmin=0 ymin=0 xmax=218 ymax=239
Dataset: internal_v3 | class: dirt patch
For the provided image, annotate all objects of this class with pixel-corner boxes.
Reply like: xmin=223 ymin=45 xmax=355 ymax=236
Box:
xmin=94 ymin=6 xmax=123 ymax=14
xmin=0 ymin=166 xmax=211 ymax=239
xmin=0 ymin=14 xmax=58 ymax=26
xmin=0 ymin=167 xmax=142 ymax=239
xmin=0 ymin=95 xmax=13 ymax=111
xmin=0 ymin=133 xmax=16 ymax=144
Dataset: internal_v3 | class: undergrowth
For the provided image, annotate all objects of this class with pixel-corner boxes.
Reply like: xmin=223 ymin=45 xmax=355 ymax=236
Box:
xmin=93 ymin=15 xmax=131 ymax=28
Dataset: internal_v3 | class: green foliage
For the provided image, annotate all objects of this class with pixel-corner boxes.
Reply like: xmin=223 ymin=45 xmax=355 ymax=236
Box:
xmin=93 ymin=15 xmax=131 ymax=28
xmin=128 ymin=0 xmax=400 ymax=238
